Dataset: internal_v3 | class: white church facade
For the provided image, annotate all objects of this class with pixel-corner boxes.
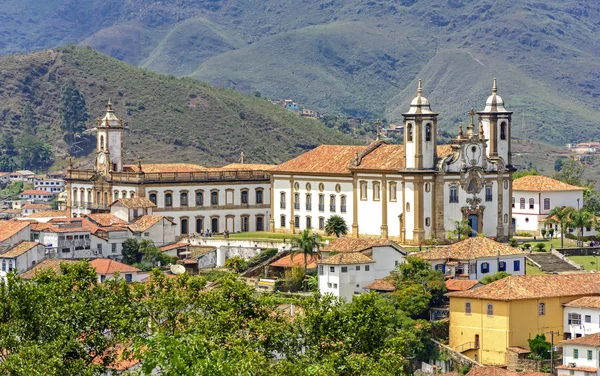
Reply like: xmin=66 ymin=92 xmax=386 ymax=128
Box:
xmin=270 ymin=80 xmax=515 ymax=244
xmin=66 ymin=101 xmax=272 ymax=236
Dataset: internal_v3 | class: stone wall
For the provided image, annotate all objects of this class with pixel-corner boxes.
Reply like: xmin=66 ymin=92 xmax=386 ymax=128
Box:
xmin=556 ymin=247 xmax=600 ymax=257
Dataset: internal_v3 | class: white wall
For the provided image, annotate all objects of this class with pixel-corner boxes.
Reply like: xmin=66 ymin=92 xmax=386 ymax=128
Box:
xmin=513 ymin=189 xmax=585 ymax=234
xmin=318 ymin=262 xmax=375 ymax=301
xmin=561 ymin=343 xmax=600 ymax=374
xmin=0 ymin=225 xmax=30 ymax=250
xmin=370 ymin=246 xmax=406 ymax=280
xmin=564 ymin=306 xmax=600 ymax=338
xmin=425 ymin=255 xmax=525 ymax=281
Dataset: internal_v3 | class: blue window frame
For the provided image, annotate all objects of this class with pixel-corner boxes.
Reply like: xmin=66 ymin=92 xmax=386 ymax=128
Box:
xmin=499 ymin=261 xmax=506 ymax=272
xmin=481 ymin=262 xmax=490 ymax=274
xmin=514 ymin=260 xmax=521 ymax=272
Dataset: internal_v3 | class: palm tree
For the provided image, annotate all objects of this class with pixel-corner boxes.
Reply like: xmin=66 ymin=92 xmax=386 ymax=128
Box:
xmin=324 ymin=215 xmax=349 ymax=237
xmin=547 ymin=206 xmax=576 ymax=248
xmin=290 ymin=229 xmax=322 ymax=291
xmin=568 ymin=208 xmax=595 ymax=247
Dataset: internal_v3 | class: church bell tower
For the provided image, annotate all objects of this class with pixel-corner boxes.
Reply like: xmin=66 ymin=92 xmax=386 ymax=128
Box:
xmin=403 ymin=80 xmax=438 ymax=170
xmin=95 ymin=100 xmax=124 ymax=174
xmin=477 ymin=79 xmax=513 ymax=166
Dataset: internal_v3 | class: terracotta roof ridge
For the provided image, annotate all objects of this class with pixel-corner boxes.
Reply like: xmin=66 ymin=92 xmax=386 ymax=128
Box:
xmin=350 ymin=140 xmax=387 ymax=167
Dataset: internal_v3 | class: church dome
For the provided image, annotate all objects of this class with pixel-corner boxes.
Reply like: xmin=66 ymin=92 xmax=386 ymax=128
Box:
xmin=99 ymin=99 xmax=122 ymax=128
xmin=405 ymin=80 xmax=435 ymax=115
xmin=481 ymin=79 xmax=508 ymax=113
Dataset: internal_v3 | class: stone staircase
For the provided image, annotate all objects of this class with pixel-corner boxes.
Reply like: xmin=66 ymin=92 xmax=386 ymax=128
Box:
xmin=527 ymin=253 xmax=580 ymax=273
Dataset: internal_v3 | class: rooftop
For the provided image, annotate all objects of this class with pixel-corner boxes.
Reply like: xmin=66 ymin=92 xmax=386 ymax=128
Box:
xmin=125 ymin=163 xmax=205 ymax=173
xmin=445 ymin=279 xmax=481 ymax=292
xmin=564 ymin=296 xmax=600 ymax=309
xmin=25 ymin=210 xmax=68 ymax=218
xmin=466 ymin=367 xmax=549 ymax=376
xmin=21 ymin=203 xmax=52 ymax=210
xmin=414 ymin=237 xmax=525 ymax=261
xmin=561 ymin=332 xmax=600 ymax=346
xmin=159 ymin=242 xmax=188 ymax=252
xmin=20 ymin=259 xmax=78 ymax=280
xmin=1 ymin=241 xmax=41 ymax=258
xmin=85 ymin=213 xmax=128 ymax=227
xmin=447 ymin=272 xmax=600 ymax=301
xmin=364 ymin=276 xmax=397 ymax=292
xmin=21 ymin=189 xmax=52 ymax=195
xmin=324 ymin=237 xmax=400 ymax=253
xmin=319 ymin=252 xmax=375 ymax=265
xmin=109 ymin=197 xmax=156 ymax=209
xmin=0 ymin=221 xmax=30 ymax=242
xmin=130 ymin=215 xmax=171 ymax=232
xmin=270 ymin=254 xmax=319 ymax=269
xmin=513 ymin=175 xmax=585 ymax=192
xmin=89 ymin=259 xmax=141 ymax=275
xmin=555 ymin=365 xmax=599 ymax=372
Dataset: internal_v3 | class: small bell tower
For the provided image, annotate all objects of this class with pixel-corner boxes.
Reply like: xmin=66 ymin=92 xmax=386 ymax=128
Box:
xmin=402 ymin=80 xmax=438 ymax=169
xmin=96 ymin=99 xmax=124 ymax=173
xmin=477 ymin=79 xmax=513 ymax=166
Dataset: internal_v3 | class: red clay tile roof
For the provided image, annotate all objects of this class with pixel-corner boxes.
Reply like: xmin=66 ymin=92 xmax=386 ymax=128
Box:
xmin=20 ymin=259 xmax=78 ymax=280
xmin=447 ymin=272 xmax=600 ymax=301
xmin=506 ymin=346 xmax=531 ymax=354
xmin=513 ymin=175 xmax=585 ymax=192
xmin=364 ymin=277 xmax=397 ymax=292
xmin=27 ymin=210 xmax=68 ymax=218
xmin=324 ymin=237 xmax=399 ymax=253
xmin=273 ymin=145 xmax=365 ymax=174
xmin=437 ymin=144 xmax=454 ymax=158
xmin=319 ymin=252 xmax=374 ymax=265
xmin=561 ymin=332 xmax=600 ymax=346
xmin=91 ymin=344 xmax=141 ymax=370
xmin=221 ymin=163 xmax=276 ymax=171
xmin=564 ymin=296 xmax=600 ymax=309
xmin=414 ymin=237 xmax=525 ymax=261
xmin=30 ymin=222 xmax=52 ymax=231
xmin=270 ymin=254 xmax=318 ymax=268
xmin=0 ymin=221 xmax=29 ymax=242
xmin=159 ymin=242 xmax=188 ymax=252
xmin=1 ymin=241 xmax=41 ymax=258
xmin=89 ymin=259 xmax=140 ymax=275
xmin=21 ymin=203 xmax=52 ymax=210
xmin=129 ymin=215 xmax=166 ymax=232
xmin=85 ymin=214 xmax=128 ymax=227
xmin=351 ymin=143 xmax=406 ymax=171
xmin=466 ymin=367 xmax=550 ymax=376
xmin=109 ymin=197 xmax=156 ymax=209
xmin=21 ymin=189 xmax=53 ymax=195
xmin=126 ymin=163 xmax=205 ymax=173
xmin=555 ymin=365 xmax=599 ymax=372
xmin=445 ymin=279 xmax=481 ymax=291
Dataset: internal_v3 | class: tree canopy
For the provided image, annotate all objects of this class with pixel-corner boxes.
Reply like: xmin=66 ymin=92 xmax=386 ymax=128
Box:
xmin=325 ymin=215 xmax=349 ymax=237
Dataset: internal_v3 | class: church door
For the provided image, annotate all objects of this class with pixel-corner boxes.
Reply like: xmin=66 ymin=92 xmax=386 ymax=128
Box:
xmin=211 ymin=218 xmax=219 ymax=233
xmin=468 ymin=214 xmax=479 ymax=236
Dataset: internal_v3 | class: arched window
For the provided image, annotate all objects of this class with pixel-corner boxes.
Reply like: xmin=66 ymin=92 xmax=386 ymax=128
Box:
xmin=241 ymin=190 xmax=249 ymax=204
xmin=165 ymin=193 xmax=173 ymax=207
xmin=340 ymin=195 xmax=347 ymax=213
xmin=100 ymin=135 xmax=104 ymax=150
xmin=294 ymin=216 xmax=300 ymax=228
xmin=256 ymin=216 xmax=264 ymax=231
xmin=529 ymin=198 xmax=535 ymax=209
xmin=373 ymin=182 xmax=381 ymax=201
xmin=319 ymin=194 xmax=325 ymax=211
xmin=406 ymin=202 xmax=410 ymax=212
xmin=211 ymin=191 xmax=219 ymax=205
xmin=407 ymin=124 xmax=413 ymax=142
xmin=306 ymin=194 xmax=312 ymax=210
xmin=485 ymin=184 xmax=492 ymax=202
xmin=130 ymin=191 xmax=135 ymax=199
xmin=487 ymin=304 xmax=494 ymax=316
xmin=449 ymin=185 xmax=458 ymax=203
xmin=306 ymin=216 xmax=312 ymax=229
xmin=465 ymin=302 xmax=472 ymax=314
xmin=512 ymin=197 xmax=515 ymax=208
xmin=280 ymin=215 xmax=286 ymax=228
xmin=390 ymin=182 xmax=397 ymax=201
xmin=330 ymin=195 xmax=336 ymax=212
xmin=544 ymin=198 xmax=550 ymax=210
xmin=1 ymin=260 xmax=5 ymax=272
xmin=280 ymin=192 xmax=286 ymax=209
xmin=114 ymin=191 xmax=119 ymax=200
xmin=538 ymin=303 xmax=546 ymax=316
xmin=500 ymin=122 xmax=507 ymax=140
xmin=196 ymin=191 xmax=203 ymax=206
xmin=255 ymin=189 xmax=264 ymax=204
xmin=360 ymin=181 xmax=368 ymax=200
xmin=180 ymin=218 xmax=189 ymax=235
xmin=425 ymin=123 xmax=432 ymax=142
xmin=520 ymin=198 xmax=525 ymax=209
xmin=149 ymin=193 xmax=157 ymax=205
xmin=180 ymin=192 xmax=188 ymax=206
xmin=319 ymin=217 xmax=325 ymax=230
xmin=196 ymin=218 xmax=203 ymax=233
xmin=294 ymin=193 xmax=300 ymax=210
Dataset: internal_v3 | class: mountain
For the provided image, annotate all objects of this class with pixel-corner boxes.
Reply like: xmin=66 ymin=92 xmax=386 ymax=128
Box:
xmin=0 ymin=0 xmax=599 ymax=146
xmin=0 ymin=46 xmax=353 ymax=168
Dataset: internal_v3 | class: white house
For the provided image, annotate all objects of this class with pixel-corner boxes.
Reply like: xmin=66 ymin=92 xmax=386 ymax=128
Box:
xmin=21 ymin=203 xmax=52 ymax=216
xmin=20 ymin=189 xmax=54 ymax=203
xmin=564 ymin=297 xmax=600 ymax=339
xmin=0 ymin=241 xmax=46 ymax=274
xmin=89 ymin=258 xmax=148 ymax=283
xmin=322 ymin=237 xmax=407 ymax=280
xmin=318 ymin=252 xmax=376 ymax=301
xmin=0 ymin=220 xmax=31 ymax=251
xmin=413 ymin=237 xmax=526 ymax=281
xmin=270 ymin=80 xmax=514 ymax=244
xmin=128 ymin=215 xmax=177 ymax=246
xmin=512 ymin=175 xmax=585 ymax=235
xmin=0 ymin=172 xmax=10 ymax=186
xmin=109 ymin=198 xmax=155 ymax=223
xmin=557 ymin=333 xmax=600 ymax=376
xmin=10 ymin=170 xmax=36 ymax=183
xmin=34 ymin=178 xmax=66 ymax=194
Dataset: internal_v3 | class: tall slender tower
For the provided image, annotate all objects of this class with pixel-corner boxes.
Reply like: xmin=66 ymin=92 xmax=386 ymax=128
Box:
xmin=477 ymin=79 xmax=513 ymax=166
xmin=403 ymin=80 xmax=438 ymax=169
xmin=95 ymin=99 xmax=124 ymax=174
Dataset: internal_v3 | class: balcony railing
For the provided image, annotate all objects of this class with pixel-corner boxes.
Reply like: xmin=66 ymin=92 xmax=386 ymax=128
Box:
xmin=67 ymin=169 xmax=270 ymax=183
xmin=455 ymin=341 xmax=479 ymax=353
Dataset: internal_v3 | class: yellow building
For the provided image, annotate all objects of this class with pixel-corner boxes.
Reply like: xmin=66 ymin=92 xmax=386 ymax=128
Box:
xmin=448 ymin=273 xmax=600 ymax=366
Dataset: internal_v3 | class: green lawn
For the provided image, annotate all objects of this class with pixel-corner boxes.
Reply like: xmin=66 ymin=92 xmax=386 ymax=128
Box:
xmin=567 ymin=256 xmax=600 ymax=271
xmin=526 ymin=261 xmax=545 ymax=275
xmin=513 ymin=237 xmax=578 ymax=251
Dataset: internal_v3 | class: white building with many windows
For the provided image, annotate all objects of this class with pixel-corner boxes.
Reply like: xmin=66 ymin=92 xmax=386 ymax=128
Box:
xmin=35 ymin=178 xmax=66 ymax=194
xmin=512 ymin=175 xmax=585 ymax=234
xmin=66 ymin=101 xmax=272 ymax=237
xmin=564 ymin=297 xmax=600 ymax=339
xmin=318 ymin=252 xmax=376 ymax=301
xmin=270 ymin=80 xmax=514 ymax=244
xmin=557 ymin=333 xmax=600 ymax=376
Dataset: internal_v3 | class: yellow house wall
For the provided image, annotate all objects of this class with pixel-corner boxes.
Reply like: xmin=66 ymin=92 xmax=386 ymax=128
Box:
xmin=450 ymin=295 xmax=589 ymax=366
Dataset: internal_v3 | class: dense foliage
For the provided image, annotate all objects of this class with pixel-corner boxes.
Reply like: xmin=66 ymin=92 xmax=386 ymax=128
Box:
xmin=121 ymin=238 xmax=177 ymax=271
xmin=0 ymin=261 xmax=436 ymax=375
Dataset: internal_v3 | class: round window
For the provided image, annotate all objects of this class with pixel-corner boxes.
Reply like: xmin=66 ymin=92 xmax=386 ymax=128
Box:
xmin=504 ymin=180 xmax=509 ymax=190
xmin=525 ymin=217 xmax=529 ymax=223
xmin=319 ymin=183 xmax=325 ymax=192
xmin=335 ymin=184 xmax=341 ymax=193
xmin=294 ymin=182 xmax=300 ymax=191
xmin=306 ymin=183 xmax=311 ymax=192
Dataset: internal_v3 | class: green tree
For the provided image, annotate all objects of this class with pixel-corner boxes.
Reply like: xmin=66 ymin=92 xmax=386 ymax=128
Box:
xmin=324 ymin=215 xmax=349 ymax=237
xmin=59 ymin=80 xmax=89 ymax=147
xmin=290 ymin=228 xmax=322 ymax=290
xmin=512 ymin=167 xmax=539 ymax=180
xmin=547 ymin=206 xmax=576 ymax=248
xmin=528 ymin=334 xmax=551 ymax=360
xmin=121 ymin=238 xmax=140 ymax=265
xmin=449 ymin=219 xmax=472 ymax=241
xmin=481 ymin=271 xmax=511 ymax=284
xmin=15 ymin=134 xmax=54 ymax=171
xmin=19 ymin=103 xmax=37 ymax=135
xmin=568 ymin=208 xmax=595 ymax=247
xmin=391 ymin=256 xmax=447 ymax=318
xmin=554 ymin=157 xmax=585 ymax=186
xmin=224 ymin=256 xmax=248 ymax=273
xmin=554 ymin=158 xmax=565 ymax=172
xmin=583 ymin=187 xmax=600 ymax=216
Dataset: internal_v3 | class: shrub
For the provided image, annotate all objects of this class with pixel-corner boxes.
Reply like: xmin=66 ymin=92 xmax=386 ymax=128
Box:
xmin=534 ymin=243 xmax=546 ymax=252
xmin=523 ymin=243 xmax=532 ymax=250
xmin=515 ymin=231 xmax=533 ymax=237
xmin=281 ymin=266 xmax=304 ymax=292
xmin=541 ymin=229 xmax=547 ymax=238
xmin=224 ymin=256 xmax=248 ymax=273
xmin=508 ymin=238 xmax=518 ymax=247
xmin=246 ymin=248 xmax=278 ymax=268
xmin=481 ymin=271 xmax=511 ymax=285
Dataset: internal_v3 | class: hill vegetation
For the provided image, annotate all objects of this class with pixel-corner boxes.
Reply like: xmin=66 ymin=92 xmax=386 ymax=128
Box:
xmin=0 ymin=45 xmax=353 ymax=169
xmin=0 ymin=0 xmax=598 ymax=147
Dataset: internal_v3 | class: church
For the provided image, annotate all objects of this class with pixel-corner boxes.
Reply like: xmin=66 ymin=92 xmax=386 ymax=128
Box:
xmin=270 ymin=80 xmax=514 ymax=244
xmin=66 ymin=80 xmax=514 ymax=244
